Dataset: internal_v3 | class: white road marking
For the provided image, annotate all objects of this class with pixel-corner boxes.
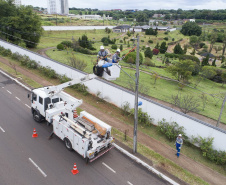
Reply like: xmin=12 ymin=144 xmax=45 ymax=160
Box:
xmin=127 ymin=181 xmax=133 ymax=185
xmin=102 ymin=162 xmax=116 ymax=173
xmin=2 ymin=87 xmax=4 ymax=88
xmin=25 ymin=104 xmax=31 ymax=109
xmin=0 ymin=126 xmax=5 ymax=133
xmin=29 ymin=158 xmax=47 ymax=177
xmin=7 ymin=90 xmax=12 ymax=94
xmin=15 ymin=97 xmax=21 ymax=101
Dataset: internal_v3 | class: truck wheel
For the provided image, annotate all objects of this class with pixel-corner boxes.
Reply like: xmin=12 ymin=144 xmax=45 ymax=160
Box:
xmin=64 ymin=138 xmax=73 ymax=151
xmin=33 ymin=110 xmax=42 ymax=123
xmin=85 ymin=157 xmax=89 ymax=164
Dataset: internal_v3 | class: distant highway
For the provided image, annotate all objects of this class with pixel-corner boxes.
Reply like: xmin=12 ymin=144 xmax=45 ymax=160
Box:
xmin=42 ymin=26 xmax=114 ymax=31
xmin=0 ymin=72 xmax=170 ymax=185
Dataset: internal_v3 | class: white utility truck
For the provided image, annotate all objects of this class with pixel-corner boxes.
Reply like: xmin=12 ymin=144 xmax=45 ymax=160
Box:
xmin=28 ymin=74 xmax=115 ymax=163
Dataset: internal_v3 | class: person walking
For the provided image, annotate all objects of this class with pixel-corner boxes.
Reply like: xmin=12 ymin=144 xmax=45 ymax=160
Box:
xmin=175 ymin=134 xmax=183 ymax=158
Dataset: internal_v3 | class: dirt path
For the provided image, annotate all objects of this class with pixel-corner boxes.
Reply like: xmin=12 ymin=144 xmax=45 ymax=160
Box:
xmin=37 ymin=47 xmax=55 ymax=58
xmin=0 ymin=56 xmax=226 ymax=185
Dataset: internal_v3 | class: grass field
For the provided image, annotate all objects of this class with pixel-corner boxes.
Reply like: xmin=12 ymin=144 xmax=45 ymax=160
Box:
xmin=35 ymin=27 xmax=226 ymax=124
xmin=45 ymin=47 xmax=226 ymax=124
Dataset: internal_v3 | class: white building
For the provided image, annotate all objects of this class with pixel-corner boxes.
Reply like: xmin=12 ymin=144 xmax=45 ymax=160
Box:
xmin=47 ymin=0 xmax=69 ymax=15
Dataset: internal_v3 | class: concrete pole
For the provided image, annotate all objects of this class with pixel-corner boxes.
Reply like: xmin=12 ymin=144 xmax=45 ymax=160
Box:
xmin=216 ymin=95 xmax=226 ymax=127
xmin=133 ymin=36 xmax=140 ymax=154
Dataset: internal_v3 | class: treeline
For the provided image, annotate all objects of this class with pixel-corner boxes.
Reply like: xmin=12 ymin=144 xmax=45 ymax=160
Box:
xmin=69 ymin=8 xmax=226 ymax=22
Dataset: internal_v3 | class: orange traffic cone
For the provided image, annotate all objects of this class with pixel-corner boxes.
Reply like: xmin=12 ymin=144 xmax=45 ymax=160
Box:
xmin=32 ymin=128 xmax=38 ymax=138
xmin=71 ymin=163 xmax=79 ymax=175
xmin=73 ymin=109 xmax=78 ymax=119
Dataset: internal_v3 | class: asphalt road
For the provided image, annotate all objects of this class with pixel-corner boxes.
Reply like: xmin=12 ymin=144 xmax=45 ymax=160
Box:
xmin=0 ymin=73 xmax=170 ymax=185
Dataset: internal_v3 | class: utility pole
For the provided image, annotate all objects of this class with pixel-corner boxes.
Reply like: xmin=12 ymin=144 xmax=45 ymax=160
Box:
xmin=216 ymin=95 xmax=226 ymax=127
xmin=133 ymin=35 xmax=140 ymax=153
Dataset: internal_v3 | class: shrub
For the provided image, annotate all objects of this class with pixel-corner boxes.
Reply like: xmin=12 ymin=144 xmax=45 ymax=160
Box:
xmin=101 ymin=37 xmax=114 ymax=44
xmin=119 ymin=40 xmax=123 ymax=43
xmin=121 ymin=101 xmax=130 ymax=116
xmin=11 ymin=52 xmax=23 ymax=61
xmin=61 ymin=41 xmax=72 ymax=48
xmin=199 ymin=42 xmax=205 ymax=48
xmin=40 ymin=66 xmax=57 ymax=79
xmin=71 ymin=84 xmax=89 ymax=96
xmin=1 ymin=48 xmax=12 ymax=57
xmin=130 ymin=108 xmax=153 ymax=126
xmin=103 ymin=40 xmax=109 ymax=46
xmin=111 ymin=44 xmax=117 ymax=49
xmin=164 ymin=37 xmax=168 ymax=41
xmin=141 ymin=40 xmax=144 ymax=42
xmin=143 ymin=58 xmax=155 ymax=67
xmin=27 ymin=60 xmax=38 ymax=69
xmin=57 ymin=44 xmax=64 ymax=50
xmin=148 ymin=40 xmax=153 ymax=43
xmin=172 ymin=38 xmax=175 ymax=41
xmin=192 ymin=136 xmax=226 ymax=165
xmin=124 ymin=51 xmax=143 ymax=64
xmin=158 ymin=119 xmax=187 ymax=141
xmin=73 ymin=46 xmax=97 ymax=55
xmin=153 ymin=48 xmax=159 ymax=55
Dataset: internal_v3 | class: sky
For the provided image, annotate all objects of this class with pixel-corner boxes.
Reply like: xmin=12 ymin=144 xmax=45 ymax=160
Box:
xmin=21 ymin=0 xmax=226 ymax=10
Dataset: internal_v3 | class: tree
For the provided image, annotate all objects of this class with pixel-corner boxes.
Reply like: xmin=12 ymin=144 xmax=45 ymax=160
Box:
xmin=209 ymin=32 xmax=218 ymax=53
xmin=144 ymin=47 xmax=153 ymax=59
xmin=0 ymin=1 xmax=43 ymax=48
xmin=222 ymin=33 xmax=226 ymax=63
xmin=120 ymin=44 xmax=123 ymax=51
xmin=201 ymin=66 xmax=217 ymax=79
xmin=202 ymin=54 xmax=210 ymax=66
xmin=155 ymin=42 xmax=159 ymax=49
xmin=166 ymin=60 xmax=195 ymax=82
xmin=145 ymin=28 xmax=155 ymax=35
xmin=160 ymin=42 xmax=168 ymax=54
xmin=105 ymin=27 xmax=111 ymax=34
xmin=212 ymin=57 xmax=216 ymax=67
xmin=191 ymin=48 xmax=195 ymax=55
xmin=221 ymin=72 xmax=226 ymax=86
xmin=183 ymin=44 xmax=188 ymax=54
xmin=180 ymin=22 xmax=202 ymax=36
xmin=174 ymin=43 xmax=184 ymax=54
xmin=214 ymin=46 xmax=222 ymax=53
xmin=189 ymin=36 xmax=199 ymax=50
xmin=172 ymin=94 xmax=200 ymax=114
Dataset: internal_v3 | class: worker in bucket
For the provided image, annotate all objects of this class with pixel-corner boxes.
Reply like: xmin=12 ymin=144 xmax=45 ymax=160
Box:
xmin=112 ymin=49 xmax=121 ymax=63
xmin=97 ymin=46 xmax=108 ymax=62
xmin=175 ymin=134 xmax=183 ymax=158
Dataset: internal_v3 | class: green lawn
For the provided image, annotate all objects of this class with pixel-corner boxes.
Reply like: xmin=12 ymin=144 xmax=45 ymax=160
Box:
xmin=45 ymin=47 xmax=226 ymax=124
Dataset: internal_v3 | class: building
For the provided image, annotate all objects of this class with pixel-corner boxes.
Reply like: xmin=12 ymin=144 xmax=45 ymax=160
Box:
xmin=152 ymin=14 xmax=165 ymax=18
xmin=112 ymin=25 xmax=131 ymax=33
xmin=47 ymin=0 xmax=69 ymax=15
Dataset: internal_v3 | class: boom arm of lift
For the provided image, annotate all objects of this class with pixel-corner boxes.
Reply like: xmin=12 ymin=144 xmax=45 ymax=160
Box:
xmin=44 ymin=74 xmax=96 ymax=97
